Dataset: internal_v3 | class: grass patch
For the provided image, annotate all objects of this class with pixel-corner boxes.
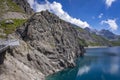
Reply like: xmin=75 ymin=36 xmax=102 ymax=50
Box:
xmin=91 ymin=34 xmax=100 ymax=40
xmin=0 ymin=19 xmax=26 ymax=35
xmin=88 ymin=42 xmax=101 ymax=46
xmin=110 ymin=40 xmax=120 ymax=46
xmin=78 ymin=38 xmax=88 ymax=47
xmin=90 ymin=33 xmax=110 ymax=46
xmin=0 ymin=35 xmax=6 ymax=38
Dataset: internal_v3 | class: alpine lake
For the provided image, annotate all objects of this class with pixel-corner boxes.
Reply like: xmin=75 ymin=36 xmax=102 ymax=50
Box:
xmin=46 ymin=46 xmax=120 ymax=80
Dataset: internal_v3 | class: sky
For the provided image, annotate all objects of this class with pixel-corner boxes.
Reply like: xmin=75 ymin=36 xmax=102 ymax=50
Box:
xmin=28 ymin=0 xmax=120 ymax=35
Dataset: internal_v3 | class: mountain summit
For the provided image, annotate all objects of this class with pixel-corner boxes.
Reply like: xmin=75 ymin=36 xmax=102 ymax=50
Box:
xmin=99 ymin=29 xmax=119 ymax=41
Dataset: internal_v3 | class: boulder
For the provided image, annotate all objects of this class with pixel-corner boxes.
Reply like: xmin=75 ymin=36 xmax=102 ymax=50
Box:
xmin=5 ymin=20 xmax=14 ymax=24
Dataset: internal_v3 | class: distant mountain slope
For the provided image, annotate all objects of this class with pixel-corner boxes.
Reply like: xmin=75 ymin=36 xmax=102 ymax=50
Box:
xmin=84 ymin=27 xmax=120 ymax=41
xmin=76 ymin=27 xmax=111 ymax=46
xmin=99 ymin=29 xmax=117 ymax=40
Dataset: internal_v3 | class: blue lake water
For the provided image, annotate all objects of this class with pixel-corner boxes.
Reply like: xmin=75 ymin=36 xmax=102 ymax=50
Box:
xmin=46 ymin=46 xmax=120 ymax=80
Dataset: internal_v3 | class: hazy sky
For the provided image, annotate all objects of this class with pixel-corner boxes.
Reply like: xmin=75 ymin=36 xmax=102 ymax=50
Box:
xmin=28 ymin=0 xmax=120 ymax=34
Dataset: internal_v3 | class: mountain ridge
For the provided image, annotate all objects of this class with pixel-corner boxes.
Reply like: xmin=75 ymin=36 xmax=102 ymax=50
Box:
xmin=84 ymin=27 xmax=120 ymax=41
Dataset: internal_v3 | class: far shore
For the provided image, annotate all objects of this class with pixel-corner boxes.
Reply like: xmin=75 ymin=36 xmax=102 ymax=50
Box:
xmin=84 ymin=46 xmax=108 ymax=49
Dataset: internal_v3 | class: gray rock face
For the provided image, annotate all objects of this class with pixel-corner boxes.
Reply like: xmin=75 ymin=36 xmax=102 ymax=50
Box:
xmin=0 ymin=0 xmax=33 ymax=20
xmin=16 ymin=10 xmax=85 ymax=73
xmin=12 ymin=0 xmax=34 ymax=15
xmin=2 ymin=12 xmax=29 ymax=19
xmin=0 ymin=11 xmax=85 ymax=80
xmin=0 ymin=51 xmax=45 ymax=80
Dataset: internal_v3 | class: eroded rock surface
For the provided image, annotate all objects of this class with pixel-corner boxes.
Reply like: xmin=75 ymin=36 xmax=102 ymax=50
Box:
xmin=0 ymin=11 xmax=85 ymax=80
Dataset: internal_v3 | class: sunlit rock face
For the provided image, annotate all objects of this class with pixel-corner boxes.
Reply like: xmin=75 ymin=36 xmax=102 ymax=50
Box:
xmin=0 ymin=10 xmax=85 ymax=80
xmin=16 ymin=10 xmax=85 ymax=74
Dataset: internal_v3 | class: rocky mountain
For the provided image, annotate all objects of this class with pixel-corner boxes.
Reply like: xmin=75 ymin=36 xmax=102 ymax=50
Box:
xmin=99 ymin=29 xmax=119 ymax=41
xmin=99 ymin=30 xmax=120 ymax=42
xmin=79 ymin=27 xmax=111 ymax=46
xmin=0 ymin=10 xmax=85 ymax=80
xmin=84 ymin=27 xmax=98 ymax=34
xmin=84 ymin=27 xmax=120 ymax=43
xmin=0 ymin=0 xmax=111 ymax=46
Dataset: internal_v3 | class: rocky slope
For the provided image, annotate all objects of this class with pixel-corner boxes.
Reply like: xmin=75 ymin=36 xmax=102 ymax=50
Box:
xmin=0 ymin=0 xmax=33 ymax=20
xmin=84 ymin=27 xmax=120 ymax=42
xmin=0 ymin=0 xmax=33 ymax=38
xmin=99 ymin=29 xmax=120 ymax=41
xmin=13 ymin=0 xmax=34 ymax=15
xmin=0 ymin=11 xmax=85 ymax=80
xmin=77 ymin=27 xmax=111 ymax=46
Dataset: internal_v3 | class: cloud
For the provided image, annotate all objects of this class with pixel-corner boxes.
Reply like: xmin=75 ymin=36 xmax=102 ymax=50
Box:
xmin=98 ymin=13 xmax=103 ymax=18
xmin=105 ymin=0 xmax=116 ymax=8
xmin=27 ymin=0 xmax=35 ymax=9
xmin=27 ymin=0 xmax=90 ymax=28
xmin=77 ymin=65 xmax=90 ymax=76
xmin=101 ymin=19 xmax=118 ymax=30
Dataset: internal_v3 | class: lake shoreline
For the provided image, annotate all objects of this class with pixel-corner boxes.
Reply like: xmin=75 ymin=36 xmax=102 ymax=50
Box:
xmin=84 ymin=46 xmax=108 ymax=49
xmin=46 ymin=47 xmax=120 ymax=80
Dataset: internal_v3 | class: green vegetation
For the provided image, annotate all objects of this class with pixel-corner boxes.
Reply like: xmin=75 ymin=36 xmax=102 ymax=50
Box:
xmin=88 ymin=34 xmax=103 ymax=46
xmin=78 ymin=38 xmax=88 ymax=47
xmin=75 ymin=27 xmax=86 ymax=32
xmin=0 ymin=0 xmax=26 ymax=38
xmin=0 ymin=19 xmax=26 ymax=35
xmin=0 ymin=35 xmax=6 ymax=38
xmin=111 ymin=40 xmax=120 ymax=46
xmin=88 ymin=42 xmax=101 ymax=46
xmin=91 ymin=34 xmax=107 ymax=41
xmin=90 ymin=33 xmax=110 ymax=46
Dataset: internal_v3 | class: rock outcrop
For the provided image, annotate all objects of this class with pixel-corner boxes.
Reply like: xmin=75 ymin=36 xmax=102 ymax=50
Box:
xmin=2 ymin=12 xmax=29 ymax=19
xmin=13 ymin=0 xmax=34 ymax=15
xmin=0 ymin=0 xmax=33 ymax=20
xmin=0 ymin=11 xmax=85 ymax=80
xmin=16 ymin=10 xmax=85 ymax=74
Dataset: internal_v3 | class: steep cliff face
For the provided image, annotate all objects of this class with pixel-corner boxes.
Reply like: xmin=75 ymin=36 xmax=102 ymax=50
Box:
xmin=0 ymin=11 xmax=85 ymax=80
xmin=16 ymin=10 xmax=85 ymax=73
